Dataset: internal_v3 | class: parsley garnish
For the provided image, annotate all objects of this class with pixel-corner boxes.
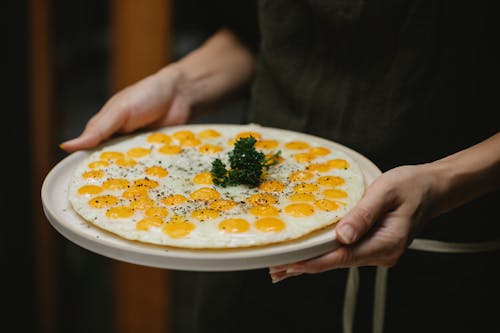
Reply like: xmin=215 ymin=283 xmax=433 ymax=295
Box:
xmin=211 ymin=137 xmax=281 ymax=187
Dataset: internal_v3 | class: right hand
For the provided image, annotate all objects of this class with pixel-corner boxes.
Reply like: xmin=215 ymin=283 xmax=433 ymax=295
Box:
xmin=60 ymin=64 xmax=192 ymax=152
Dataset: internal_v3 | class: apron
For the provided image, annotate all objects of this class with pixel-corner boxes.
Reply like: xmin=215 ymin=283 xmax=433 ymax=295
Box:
xmin=180 ymin=1 xmax=500 ymax=332
xmin=246 ymin=1 xmax=500 ymax=332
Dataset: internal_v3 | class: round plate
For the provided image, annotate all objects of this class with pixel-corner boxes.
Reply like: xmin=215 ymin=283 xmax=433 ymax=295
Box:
xmin=42 ymin=124 xmax=381 ymax=271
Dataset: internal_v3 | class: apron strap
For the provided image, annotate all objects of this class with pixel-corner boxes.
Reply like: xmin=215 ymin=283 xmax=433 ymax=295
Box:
xmin=342 ymin=238 xmax=500 ymax=333
xmin=342 ymin=266 xmax=359 ymax=333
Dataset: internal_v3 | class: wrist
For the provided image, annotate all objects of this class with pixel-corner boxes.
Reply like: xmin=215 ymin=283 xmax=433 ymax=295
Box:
xmin=421 ymin=161 xmax=455 ymax=218
xmin=424 ymin=134 xmax=500 ymax=217
xmin=154 ymin=62 xmax=198 ymax=107
xmin=157 ymin=29 xmax=255 ymax=110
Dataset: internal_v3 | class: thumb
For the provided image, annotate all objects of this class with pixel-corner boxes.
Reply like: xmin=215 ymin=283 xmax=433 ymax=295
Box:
xmin=60 ymin=134 xmax=102 ymax=153
xmin=60 ymin=107 xmax=128 ymax=153
xmin=336 ymin=182 xmax=395 ymax=244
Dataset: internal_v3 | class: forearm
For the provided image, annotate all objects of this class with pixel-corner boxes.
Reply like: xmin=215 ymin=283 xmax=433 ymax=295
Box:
xmin=427 ymin=132 xmax=500 ymax=217
xmin=158 ymin=28 xmax=256 ymax=108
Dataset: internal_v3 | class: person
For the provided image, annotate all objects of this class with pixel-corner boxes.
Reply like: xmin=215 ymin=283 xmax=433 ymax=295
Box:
xmin=61 ymin=1 xmax=500 ymax=332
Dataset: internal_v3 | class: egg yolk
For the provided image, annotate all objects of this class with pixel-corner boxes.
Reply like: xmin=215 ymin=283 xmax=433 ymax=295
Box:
xmin=307 ymin=162 xmax=332 ymax=172
xmin=235 ymin=131 xmax=261 ymax=140
xmin=322 ymin=189 xmax=348 ymax=199
xmin=197 ymin=129 xmax=221 ymax=139
xmin=161 ymin=194 xmax=188 ymax=205
xmin=309 ymin=147 xmax=331 ymax=156
xmin=317 ymin=176 xmax=345 ymax=186
xmin=172 ymin=130 xmax=195 ymax=141
xmin=128 ymin=196 xmax=155 ymax=210
xmin=100 ymin=151 xmax=124 ymax=161
xmin=179 ymin=137 xmax=201 ymax=147
xmin=198 ymin=144 xmax=223 ymax=154
xmin=293 ymin=183 xmax=319 ymax=193
xmin=190 ymin=187 xmax=221 ymax=200
xmin=247 ymin=193 xmax=277 ymax=206
xmin=191 ymin=209 xmax=219 ymax=221
xmin=293 ymin=153 xmax=317 ymax=163
xmin=133 ymin=178 xmax=159 ymax=189
xmin=285 ymin=141 xmax=310 ymax=150
xmin=88 ymin=195 xmax=119 ymax=208
xmin=248 ymin=205 xmax=280 ymax=217
xmin=144 ymin=206 xmax=169 ymax=217
xmin=158 ymin=144 xmax=182 ymax=155
xmin=258 ymin=180 xmax=285 ymax=192
xmin=163 ymin=220 xmax=195 ymax=238
xmin=106 ymin=206 xmax=135 ymax=218
xmin=328 ymin=159 xmax=350 ymax=169
xmin=147 ymin=132 xmax=172 ymax=144
xmin=115 ymin=157 xmax=137 ymax=167
xmin=193 ymin=172 xmax=213 ymax=185
xmin=145 ymin=166 xmax=168 ymax=178
xmin=254 ymin=217 xmax=285 ymax=232
xmin=314 ymin=199 xmax=340 ymax=211
xmin=78 ymin=185 xmax=103 ymax=195
xmin=122 ymin=186 xmax=149 ymax=199
xmin=88 ymin=160 xmax=109 ymax=169
xmin=127 ymin=147 xmax=151 ymax=158
xmin=265 ymin=153 xmax=284 ymax=164
xmin=102 ymin=178 xmax=130 ymax=190
xmin=82 ymin=170 xmax=105 ymax=179
xmin=288 ymin=193 xmax=316 ymax=202
xmin=284 ymin=203 xmax=315 ymax=217
xmin=209 ymin=199 xmax=237 ymax=211
xmin=218 ymin=218 xmax=250 ymax=233
xmin=288 ymin=170 xmax=314 ymax=182
xmin=255 ymin=139 xmax=279 ymax=149
xmin=136 ymin=216 xmax=164 ymax=231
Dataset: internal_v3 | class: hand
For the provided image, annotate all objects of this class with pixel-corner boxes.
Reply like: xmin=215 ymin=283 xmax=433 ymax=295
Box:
xmin=59 ymin=29 xmax=256 ymax=153
xmin=269 ymin=164 xmax=440 ymax=283
xmin=60 ymin=64 xmax=192 ymax=152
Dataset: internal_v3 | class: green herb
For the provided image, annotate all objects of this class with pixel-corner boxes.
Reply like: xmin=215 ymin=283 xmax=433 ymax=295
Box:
xmin=211 ymin=136 xmax=281 ymax=187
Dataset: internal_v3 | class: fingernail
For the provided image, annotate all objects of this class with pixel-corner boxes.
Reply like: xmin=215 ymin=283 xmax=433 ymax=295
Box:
xmin=338 ymin=224 xmax=356 ymax=243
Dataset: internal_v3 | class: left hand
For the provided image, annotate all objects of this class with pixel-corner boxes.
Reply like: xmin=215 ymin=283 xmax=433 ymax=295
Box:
xmin=269 ymin=164 xmax=440 ymax=283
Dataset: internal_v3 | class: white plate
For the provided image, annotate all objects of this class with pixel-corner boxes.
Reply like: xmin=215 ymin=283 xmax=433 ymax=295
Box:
xmin=42 ymin=124 xmax=381 ymax=271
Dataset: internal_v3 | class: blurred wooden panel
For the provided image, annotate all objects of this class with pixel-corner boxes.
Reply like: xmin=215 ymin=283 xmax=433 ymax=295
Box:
xmin=28 ymin=0 xmax=60 ymax=332
xmin=111 ymin=0 xmax=172 ymax=90
xmin=110 ymin=1 xmax=172 ymax=333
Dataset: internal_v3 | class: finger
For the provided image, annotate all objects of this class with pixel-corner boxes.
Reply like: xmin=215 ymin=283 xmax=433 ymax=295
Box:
xmin=279 ymin=247 xmax=354 ymax=274
xmin=336 ymin=180 xmax=397 ymax=245
xmin=279 ymin=215 xmax=407 ymax=273
xmin=59 ymin=135 xmax=100 ymax=153
xmin=60 ymin=105 xmax=129 ymax=152
xmin=270 ymin=270 xmax=303 ymax=283
xmin=268 ymin=264 xmax=289 ymax=274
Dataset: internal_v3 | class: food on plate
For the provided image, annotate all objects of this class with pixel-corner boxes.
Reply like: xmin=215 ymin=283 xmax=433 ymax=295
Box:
xmin=68 ymin=124 xmax=365 ymax=249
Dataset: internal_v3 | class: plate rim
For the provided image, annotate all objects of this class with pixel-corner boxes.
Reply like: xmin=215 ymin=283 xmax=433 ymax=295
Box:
xmin=42 ymin=123 xmax=382 ymax=271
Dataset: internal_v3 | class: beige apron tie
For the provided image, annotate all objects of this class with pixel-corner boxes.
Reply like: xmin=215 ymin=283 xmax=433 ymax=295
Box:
xmin=342 ymin=238 xmax=500 ymax=333
xmin=342 ymin=266 xmax=360 ymax=333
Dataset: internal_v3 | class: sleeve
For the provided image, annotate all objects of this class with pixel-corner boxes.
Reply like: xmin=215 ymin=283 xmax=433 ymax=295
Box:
xmin=198 ymin=0 xmax=260 ymax=53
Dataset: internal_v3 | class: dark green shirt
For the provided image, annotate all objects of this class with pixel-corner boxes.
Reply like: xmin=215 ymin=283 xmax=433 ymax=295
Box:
xmin=247 ymin=0 xmax=500 ymax=242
